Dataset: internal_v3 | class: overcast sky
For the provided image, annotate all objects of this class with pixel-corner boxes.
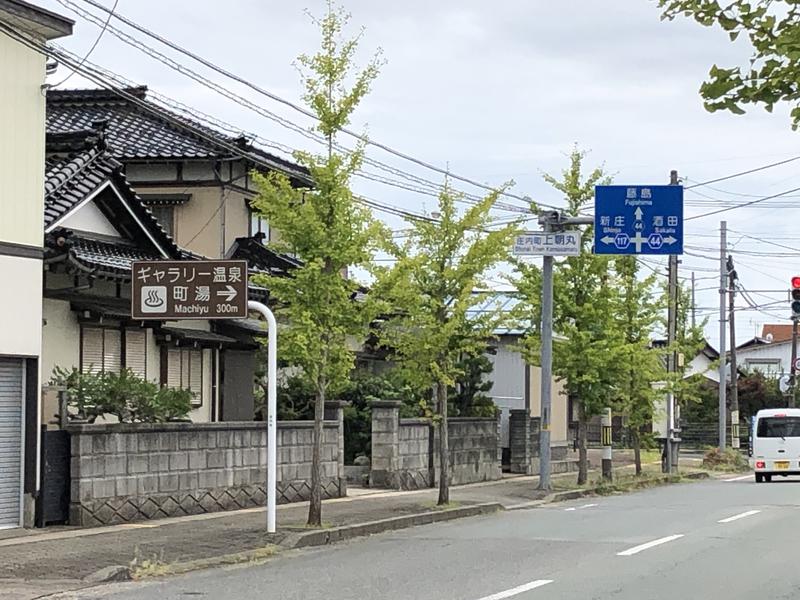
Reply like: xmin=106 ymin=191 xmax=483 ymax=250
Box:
xmin=36 ymin=0 xmax=800 ymax=348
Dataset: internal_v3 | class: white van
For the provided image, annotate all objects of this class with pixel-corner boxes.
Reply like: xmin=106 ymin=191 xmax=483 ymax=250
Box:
xmin=752 ymin=408 xmax=800 ymax=483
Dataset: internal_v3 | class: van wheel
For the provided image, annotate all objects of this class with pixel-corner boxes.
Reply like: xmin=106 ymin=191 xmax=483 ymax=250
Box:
xmin=755 ymin=473 xmax=764 ymax=483
xmin=765 ymin=475 xmax=773 ymax=482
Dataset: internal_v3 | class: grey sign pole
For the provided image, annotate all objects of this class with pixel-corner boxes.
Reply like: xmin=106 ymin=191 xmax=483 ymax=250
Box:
xmin=538 ymin=217 xmax=554 ymax=491
xmin=537 ymin=213 xmax=593 ymax=491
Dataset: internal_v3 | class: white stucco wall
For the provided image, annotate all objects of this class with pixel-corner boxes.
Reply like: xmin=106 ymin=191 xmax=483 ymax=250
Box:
xmin=736 ymin=342 xmax=792 ymax=377
xmin=59 ymin=200 xmax=119 ymax=237
xmin=0 ymin=255 xmax=43 ymax=358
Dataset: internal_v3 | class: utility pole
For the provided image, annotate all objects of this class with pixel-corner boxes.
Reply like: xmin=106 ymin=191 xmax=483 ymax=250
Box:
xmin=790 ymin=319 xmax=798 ymax=408
xmin=728 ymin=255 xmax=739 ymax=449
xmin=537 ymin=211 xmax=593 ymax=491
xmin=691 ymin=271 xmax=696 ymax=330
xmin=718 ymin=221 xmax=728 ymax=450
xmin=664 ymin=169 xmax=679 ymax=474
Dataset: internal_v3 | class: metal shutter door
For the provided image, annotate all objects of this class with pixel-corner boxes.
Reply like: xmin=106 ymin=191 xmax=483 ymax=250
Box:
xmin=189 ymin=350 xmax=202 ymax=406
xmin=0 ymin=358 xmax=22 ymax=528
xmin=167 ymin=349 xmax=182 ymax=388
xmin=81 ymin=328 xmax=103 ymax=374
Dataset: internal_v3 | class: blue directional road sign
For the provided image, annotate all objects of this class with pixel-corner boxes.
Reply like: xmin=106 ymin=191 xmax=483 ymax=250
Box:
xmin=594 ymin=185 xmax=683 ymax=255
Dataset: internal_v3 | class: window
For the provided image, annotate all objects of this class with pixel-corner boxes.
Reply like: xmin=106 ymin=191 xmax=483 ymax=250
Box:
xmin=81 ymin=327 xmax=121 ymax=374
xmin=744 ymin=359 xmax=782 ymax=378
xmin=81 ymin=327 xmax=147 ymax=375
xmin=149 ymin=205 xmax=175 ymax=236
xmin=125 ymin=329 xmax=147 ymax=377
xmin=167 ymin=348 xmax=204 ymax=406
xmin=250 ymin=210 xmax=268 ymax=239
xmin=757 ymin=417 xmax=800 ymax=438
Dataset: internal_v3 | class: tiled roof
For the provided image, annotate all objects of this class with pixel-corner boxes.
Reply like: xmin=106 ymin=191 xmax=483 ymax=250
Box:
xmin=227 ymin=236 xmax=302 ymax=276
xmin=44 ymin=147 xmax=116 ymax=229
xmin=46 ymin=87 xmax=310 ymax=183
xmin=68 ymin=235 xmax=165 ymax=277
xmin=761 ymin=324 xmax=793 ymax=343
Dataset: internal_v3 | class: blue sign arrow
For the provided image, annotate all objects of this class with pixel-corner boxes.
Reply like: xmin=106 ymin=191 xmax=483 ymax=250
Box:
xmin=594 ymin=185 xmax=683 ymax=255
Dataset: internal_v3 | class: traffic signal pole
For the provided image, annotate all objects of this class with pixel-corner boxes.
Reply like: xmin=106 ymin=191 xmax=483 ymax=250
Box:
xmin=728 ymin=256 xmax=739 ymax=449
xmin=792 ymin=320 xmax=798 ymax=409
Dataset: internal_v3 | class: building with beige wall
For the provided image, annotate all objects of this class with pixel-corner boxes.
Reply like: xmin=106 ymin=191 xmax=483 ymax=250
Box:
xmin=0 ymin=0 xmax=72 ymax=529
xmin=46 ymin=87 xmax=308 ymax=421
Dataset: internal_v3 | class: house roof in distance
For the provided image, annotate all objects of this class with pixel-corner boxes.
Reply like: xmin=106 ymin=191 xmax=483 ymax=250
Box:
xmin=761 ymin=323 xmax=794 ymax=344
xmin=46 ymin=87 xmax=311 ymax=184
xmin=0 ymin=0 xmax=73 ymax=40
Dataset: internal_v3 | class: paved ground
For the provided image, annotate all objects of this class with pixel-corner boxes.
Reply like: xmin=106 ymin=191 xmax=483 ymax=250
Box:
xmin=48 ymin=473 xmax=800 ymax=600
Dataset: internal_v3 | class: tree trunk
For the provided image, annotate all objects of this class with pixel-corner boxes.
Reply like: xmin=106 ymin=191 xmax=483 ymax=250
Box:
xmin=577 ymin=402 xmax=588 ymax=485
xmin=307 ymin=383 xmax=325 ymax=527
xmin=437 ymin=380 xmax=450 ymax=506
xmin=632 ymin=428 xmax=642 ymax=476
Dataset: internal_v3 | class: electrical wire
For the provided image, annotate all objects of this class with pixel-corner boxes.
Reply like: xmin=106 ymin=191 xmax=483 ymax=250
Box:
xmin=685 ymin=155 xmax=800 ymax=190
xmin=51 ymin=0 xmax=119 ymax=87
xmin=685 ymin=185 xmax=800 ymax=221
xmin=59 ymin=0 xmax=559 ymax=214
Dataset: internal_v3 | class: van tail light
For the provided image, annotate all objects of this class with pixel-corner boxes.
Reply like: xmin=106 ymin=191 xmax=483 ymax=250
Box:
xmin=756 ymin=461 xmax=766 ymax=469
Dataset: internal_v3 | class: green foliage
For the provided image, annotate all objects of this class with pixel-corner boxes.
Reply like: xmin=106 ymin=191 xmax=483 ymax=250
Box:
xmin=250 ymin=2 xmax=385 ymax=402
xmin=50 ymin=366 xmax=192 ymax=423
xmin=614 ymin=256 xmax=664 ymax=433
xmin=516 ymin=149 xmax=621 ymax=421
xmin=450 ymin=348 xmax=499 ymax=417
xmin=374 ymin=182 xmax=517 ymax=413
xmin=659 ymin=0 xmax=800 ymax=128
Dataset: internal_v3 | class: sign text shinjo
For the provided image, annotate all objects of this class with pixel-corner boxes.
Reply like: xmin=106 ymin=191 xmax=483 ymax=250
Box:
xmin=131 ymin=260 xmax=248 ymax=320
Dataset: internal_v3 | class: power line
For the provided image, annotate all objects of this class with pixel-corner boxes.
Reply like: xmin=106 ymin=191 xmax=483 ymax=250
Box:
xmin=52 ymin=0 xmax=119 ymax=87
xmin=685 ymin=185 xmax=800 ymax=221
xmin=61 ymin=0 xmax=558 ymax=213
xmin=685 ymin=155 xmax=800 ymax=190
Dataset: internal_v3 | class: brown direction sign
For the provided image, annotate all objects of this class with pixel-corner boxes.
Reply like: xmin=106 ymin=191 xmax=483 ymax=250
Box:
xmin=131 ymin=260 xmax=248 ymax=320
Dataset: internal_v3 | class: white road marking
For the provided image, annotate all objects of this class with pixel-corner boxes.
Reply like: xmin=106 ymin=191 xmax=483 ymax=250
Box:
xmin=724 ymin=475 xmax=753 ymax=482
xmin=718 ymin=509 xmax=761 ymax=523
xmin=617 ymin=534 xmax=685 ymax=556
xmin=565 ymin=503 xmax=599 ymax=511
xmin=475 ymin=580 xmax=554 ymax=600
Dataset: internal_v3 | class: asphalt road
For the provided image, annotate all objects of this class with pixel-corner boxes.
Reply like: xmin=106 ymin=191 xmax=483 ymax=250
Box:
xmin=57 ymin=474 xmax=800 ymax=600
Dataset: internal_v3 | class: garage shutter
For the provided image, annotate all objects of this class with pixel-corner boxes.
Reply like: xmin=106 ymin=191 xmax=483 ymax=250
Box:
xmin=0 ymin=358 xmax=22 ymax=529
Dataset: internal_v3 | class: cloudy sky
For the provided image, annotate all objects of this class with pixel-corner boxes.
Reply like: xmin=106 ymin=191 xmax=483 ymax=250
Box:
xmin=36 ymin=0 xmax=800 ymax=347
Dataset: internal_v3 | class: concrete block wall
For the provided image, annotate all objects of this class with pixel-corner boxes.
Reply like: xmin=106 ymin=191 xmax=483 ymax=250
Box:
xmin=68 ymin=418 xmax=345 ymax=526
xmin=371 ymin=403 xmax=501 ymax=489
xmin=433 ymin=417 xmax=503 ymax=486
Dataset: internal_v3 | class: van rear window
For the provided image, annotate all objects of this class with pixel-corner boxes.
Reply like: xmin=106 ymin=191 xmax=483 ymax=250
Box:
xmin=756 ymin=417 xmax=800 ymax=438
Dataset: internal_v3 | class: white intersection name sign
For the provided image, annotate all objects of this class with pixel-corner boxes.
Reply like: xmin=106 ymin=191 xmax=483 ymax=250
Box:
xmin=513 ymin=231 xmax=581 ymax=256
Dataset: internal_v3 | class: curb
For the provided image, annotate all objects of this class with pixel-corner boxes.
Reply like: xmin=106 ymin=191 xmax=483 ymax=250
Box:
xmin=280 ymin=502 xmax=504 ymax=549
xmin=542 ymin=470 xmax=710 ymax=504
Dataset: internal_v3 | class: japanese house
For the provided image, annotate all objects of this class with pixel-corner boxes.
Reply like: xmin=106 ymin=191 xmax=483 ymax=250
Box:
xmin=45 ymin=86 xmax=308 ymax=421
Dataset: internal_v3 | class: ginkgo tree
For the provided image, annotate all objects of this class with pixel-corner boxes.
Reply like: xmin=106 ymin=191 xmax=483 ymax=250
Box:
xmin=375 ymin=184 xmax=517 ymax=505
xmin=250 ymin=2 xmax=385 ymax=527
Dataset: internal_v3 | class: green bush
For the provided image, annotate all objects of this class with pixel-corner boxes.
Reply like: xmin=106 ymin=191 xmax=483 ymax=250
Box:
xmin=51 ymin=366 xmax=192 ymax=423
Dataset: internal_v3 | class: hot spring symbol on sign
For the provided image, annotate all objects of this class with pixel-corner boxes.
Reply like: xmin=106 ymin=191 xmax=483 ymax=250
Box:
xmin=140 ymin=286 xmax=167 ymax=313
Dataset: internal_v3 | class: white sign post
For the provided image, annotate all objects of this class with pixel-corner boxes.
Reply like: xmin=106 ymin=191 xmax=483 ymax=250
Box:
xmin=513 ymin=230 xmax=581 ymax=256
xmin=247 ymin=301 xmax=277 ymax=533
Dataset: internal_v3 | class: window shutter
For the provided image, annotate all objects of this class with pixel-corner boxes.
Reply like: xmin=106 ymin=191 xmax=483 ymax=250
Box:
xmin=125 ymin=329 xmax=147 ymax=377
xmin=81 ymin=328 xmax=103 ymax=374
xmin=189 ymin=350 xmax=203 ymax=405
xmin=167 ymin=349 xmax=182 ymax=388
xmin=103 ymin=330 xmax=122 ymax=373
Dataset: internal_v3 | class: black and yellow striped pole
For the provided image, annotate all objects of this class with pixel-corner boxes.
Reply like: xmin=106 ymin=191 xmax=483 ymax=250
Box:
xmin=601 ymin=407 xmax=613 ymax=481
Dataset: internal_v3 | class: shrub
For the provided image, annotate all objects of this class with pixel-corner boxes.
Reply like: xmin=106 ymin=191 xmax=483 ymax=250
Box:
xmin=51 ymin=366 xmax=192 ymax=423
xmin=702 ymin=447 xmax=750 ymax=472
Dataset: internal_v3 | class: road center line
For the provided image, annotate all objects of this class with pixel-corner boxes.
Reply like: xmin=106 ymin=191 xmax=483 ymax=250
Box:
xmin=617 ymin=534 xmax=684 ymax=556
xmin=474 ymin=580 xmax=554 ymax=600
xmin=724 ymin=475 xmax=753 ymax=482
xmin=718 ymin=510 xmax=761 ymax=523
